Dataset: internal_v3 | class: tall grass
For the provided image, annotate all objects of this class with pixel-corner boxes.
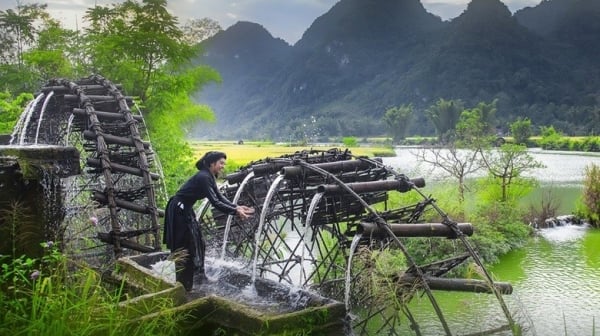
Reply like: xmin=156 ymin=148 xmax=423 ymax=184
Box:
xmin=0 ymin=243 xmax=185 ymax=335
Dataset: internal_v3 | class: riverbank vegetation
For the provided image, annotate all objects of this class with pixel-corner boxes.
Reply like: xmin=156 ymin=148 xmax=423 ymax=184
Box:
xmin=0 ymin=237 xmax=183 ymax=335
xmin=581 ymin=164 xmax=600 ymax=228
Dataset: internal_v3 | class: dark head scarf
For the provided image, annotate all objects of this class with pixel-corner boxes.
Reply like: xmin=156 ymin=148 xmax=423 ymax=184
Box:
xmin=195 ymin=151 xmax=227 ymax=173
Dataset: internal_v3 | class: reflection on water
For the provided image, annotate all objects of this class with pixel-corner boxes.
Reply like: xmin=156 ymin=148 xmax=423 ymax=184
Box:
xmin=378 ymin=146 xmax=600 ymax=336
xmin=395 ymin=226 xmax=600 ymax=335
xmin=502 ymin=226 xmax=600 ymax=336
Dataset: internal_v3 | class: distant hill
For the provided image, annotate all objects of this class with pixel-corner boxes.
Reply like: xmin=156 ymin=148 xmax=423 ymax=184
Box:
xmin=193 ymin=0 xmax=600 ymax=140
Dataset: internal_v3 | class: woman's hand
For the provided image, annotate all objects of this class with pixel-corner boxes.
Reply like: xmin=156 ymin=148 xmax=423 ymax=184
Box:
xmin=236 ymin=205 xmax=255 ymax=220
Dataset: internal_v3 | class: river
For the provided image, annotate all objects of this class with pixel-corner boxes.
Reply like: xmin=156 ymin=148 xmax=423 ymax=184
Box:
xmin=379 ymin=148 xmax=600 ymax=335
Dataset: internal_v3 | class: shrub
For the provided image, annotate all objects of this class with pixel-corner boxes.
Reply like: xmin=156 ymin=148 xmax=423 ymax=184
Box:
xmin=342 ymin=136 xmax=358 ymax=147
xmin=538 ymin=126 xmax=562 ymax=150
xmin=582 ymin=163 xmax=600 ymax=227
xmin=510 ymin=118 xmax=532 ymax=146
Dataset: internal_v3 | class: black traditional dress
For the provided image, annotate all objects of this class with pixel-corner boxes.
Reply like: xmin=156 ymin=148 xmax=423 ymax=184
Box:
xmin=163 ymin=169 xmax=237 ymax=290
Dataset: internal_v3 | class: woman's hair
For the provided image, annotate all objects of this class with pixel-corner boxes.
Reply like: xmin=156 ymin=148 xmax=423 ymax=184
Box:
xmin=195 ymin=151 xmax=227 ymax=171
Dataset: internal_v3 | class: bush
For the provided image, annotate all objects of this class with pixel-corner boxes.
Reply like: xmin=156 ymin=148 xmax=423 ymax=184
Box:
xmin=342 ymin=136 xmax=358 ymax=147
xmin=582 ymin=163 xmax=600 ymax=227
xmin=510 ymin=118 xmax=532 ymax=146
xmin=538 ymin=126 xmax=562 ymax=150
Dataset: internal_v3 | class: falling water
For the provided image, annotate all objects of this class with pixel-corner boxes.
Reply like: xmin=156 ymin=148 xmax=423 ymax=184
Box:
xmin=345 ymin=233 xmax=363 ymax=312
xmin=12 ymin=93 xmax=45 ymax=145
xmin=250 ymin=174 xmax=285 ymax=285
xmin=64 ymin=114 xmax=74 ymax=146
xmin=18 ymin=93 xmax=45 ymax=145
xmin=300 ymin=192 xmax=324 ymax=283
xmin=10 ymin=98 xmax=35 ymax=144
xmin=34 ymin=91 xmax=54 ymax=144
xmin=305 ymin=192 xmax=323 ymax=229
xmin=221 ymin=171 xmax=255 ymax=259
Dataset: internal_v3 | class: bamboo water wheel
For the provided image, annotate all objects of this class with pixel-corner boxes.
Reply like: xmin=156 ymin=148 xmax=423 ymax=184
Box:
xmin=11 ymin=75 xmax=163 ymax=261
xmin=201 ymin=149 xmax=517 ymax=335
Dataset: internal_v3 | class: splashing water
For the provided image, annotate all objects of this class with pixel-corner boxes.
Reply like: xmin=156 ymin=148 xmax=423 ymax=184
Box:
xmin=538 ymin=223 xmax=589 ymax=243
xmin=149 ymin=259 xmax=176 ymax=284
xmin=221 ymin=171 xmax=255 ymax=259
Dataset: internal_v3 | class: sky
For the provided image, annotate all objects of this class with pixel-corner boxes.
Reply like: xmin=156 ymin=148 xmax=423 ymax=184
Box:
xmin=0 ymin=0 xmax=542 ymax=45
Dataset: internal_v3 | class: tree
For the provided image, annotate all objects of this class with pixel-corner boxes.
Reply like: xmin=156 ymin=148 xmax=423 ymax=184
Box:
xmin=425 ymin=98 xmax=464 ymax=142
xmin=509 ymin=117 xmax=532 ymax=145
xmin=83 ymin=0 xmax=197 ymax=101
xmin=23 ymin=18 xmax=77 ymax=81
xmin=413 ymin=145 xmax=483 ymax=205
xmin=144 ymin=66 xmax=220 ymax=194
xmin=479 ymin=143 xmax=545 ymax=202
xmin=0 ymin=3 xmax=48 ymax=66
xmin=0 ymin=3 xmax=53 ymax=93
xmin=383 ymin=104 xmax=412 ymax=144
xmin=81 ymin=1 xmax=221 ymax=195
xmin=538 ymin=125 xmax=563 ymax=149
xmin=455 ymin=100 xmax=498 ymax=148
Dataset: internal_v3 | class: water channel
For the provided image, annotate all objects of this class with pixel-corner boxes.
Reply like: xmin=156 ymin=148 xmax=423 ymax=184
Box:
xmin=381 ymin=148 xmax=600 ymax=335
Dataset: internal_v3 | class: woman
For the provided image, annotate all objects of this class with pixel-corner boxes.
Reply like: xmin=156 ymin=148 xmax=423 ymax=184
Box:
xmin=163 ymin=151 xmax=254 ymax=291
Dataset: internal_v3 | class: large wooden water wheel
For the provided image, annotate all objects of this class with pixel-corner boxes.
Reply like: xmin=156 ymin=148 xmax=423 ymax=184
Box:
xmin=11 ymin=75 xmax=163 ymax=261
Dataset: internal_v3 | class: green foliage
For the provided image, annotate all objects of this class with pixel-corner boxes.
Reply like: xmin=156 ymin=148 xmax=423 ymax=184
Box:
xmin=145 ymin=68 xmax=220 ymax=195
xmin=425 ymin=98 xmax=464 ymax=142
xmin=469 ymin=201 xmax=532 ymax=264
xmin=455 ymin=100 xmax=498 ymax=148
xmin=342 ymin=136 xmax=358 ymax=147
xmin=0 ymin=91 xmax=33 ymax=133
xmin=0 ymin=4 xmax=84 ymax=93
xmin=21 ymin=17 xmax=77 ymax=81
xmin=581 ymin=163 xmax=600 ymax=227
xmin=510 ymin=117 xmax=532 ymax=145
xmin=382 ymin=104 xmax=413 ymax=144
xmin=83 ymin=0 xmax=197 ymax=100
xmin=479 ymin=144 xmax=544 ymax=202
xmin=538 ymin=125 xmax=563 ymax=149
xmin=0 ymin=3 xmax=50 ymax=65
xmin=0 ymin=243 xmax=184 ymax=335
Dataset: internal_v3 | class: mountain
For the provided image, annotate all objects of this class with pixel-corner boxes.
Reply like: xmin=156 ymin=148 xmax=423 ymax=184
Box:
xmin=193 ymin=0 xmax=600 ymax=140
xmin=193 ymin=21 xmax=291 ymax=139
xmin=418 ymin=0 xmax=563 ymax=107
xmin=514 ymin=0 xmax=573 ymax=36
